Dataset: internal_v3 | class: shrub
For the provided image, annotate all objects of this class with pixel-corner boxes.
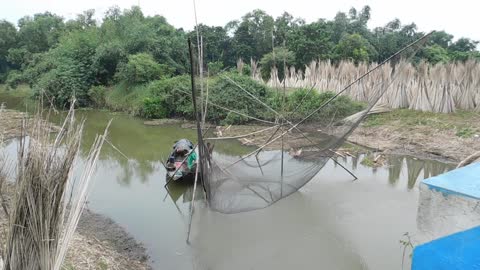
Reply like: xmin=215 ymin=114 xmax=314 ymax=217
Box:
xmin=207 ymin=61 xmax=223 ymax=75
xmin=207 ymin=72 xmax=271 ymax=123
xmin=141 ymin=96 xmax=168 ymax=119
xmin=282 ymin=89 xmax=365 ymax=122
xmin=6 ymin=70 xmax=24 ymax=89
xmin=145 ymin=75 xmax=193 ymax=117
xmin=115 ymin=53 xmax=173 ymax=85
xmin=88 ymin=85 xmax=108 ymax=107
xmin=104 ymin=82 xmax=149 ymax=114
xmin=259 ymin=47 xmax=295 ymax=80
xmin=223 ymin=111 xmax=249 ymax=125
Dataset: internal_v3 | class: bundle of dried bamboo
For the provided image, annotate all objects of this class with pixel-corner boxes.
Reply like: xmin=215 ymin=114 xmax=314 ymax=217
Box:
xmin=0 ymin=104 xmax=110 ymax=270
xmin=259 ymin=59 xmax=479 ymax=113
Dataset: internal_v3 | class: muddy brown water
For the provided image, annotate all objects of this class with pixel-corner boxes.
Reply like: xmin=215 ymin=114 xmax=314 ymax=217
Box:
xmin=0 ymin=93 xmax=454 ymax=270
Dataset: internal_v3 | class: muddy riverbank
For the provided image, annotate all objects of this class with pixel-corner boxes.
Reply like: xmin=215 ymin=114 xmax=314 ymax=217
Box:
xmin=0 ymin=181 xmax=150 ymax=270
xmin=349 ymin=110 xmax=480 ymax=164
xmin=192 ymin=110 xmax=480 ymax=165
xmin=0 ymin=107 xmax=150 ymax=269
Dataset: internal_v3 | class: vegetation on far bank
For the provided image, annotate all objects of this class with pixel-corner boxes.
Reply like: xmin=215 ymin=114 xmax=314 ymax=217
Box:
xmin=364 ymin=109 xmax=480 ymax=138
xmin=0 ymin=5 xmax=479 ymax=112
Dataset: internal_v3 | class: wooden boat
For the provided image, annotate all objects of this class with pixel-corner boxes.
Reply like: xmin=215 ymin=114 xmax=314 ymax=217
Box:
xmin=165 ymin=139 xmax=197 ymax=183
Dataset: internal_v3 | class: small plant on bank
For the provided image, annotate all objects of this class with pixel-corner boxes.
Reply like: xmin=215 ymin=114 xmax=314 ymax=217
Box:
xmin=456 ymin=127 xmax=476 ymax=138
xmin=360 ymin=154 xmax=375 ymax=167
xmin=400 ymin=232 xmax=414 ymax=270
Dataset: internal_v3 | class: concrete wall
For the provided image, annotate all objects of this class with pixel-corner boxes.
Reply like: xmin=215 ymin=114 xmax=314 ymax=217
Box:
xmin=413 ymin=163 xmax=480 ymax=269
xmin=416 ymin=183 xmax=480 ymax=243
xmin=416 ymin=163 xmax=480 ymax=243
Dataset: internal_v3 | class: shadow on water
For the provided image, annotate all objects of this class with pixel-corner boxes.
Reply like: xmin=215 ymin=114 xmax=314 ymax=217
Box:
xmin=0 ymin=100 xmax=455 ymax=270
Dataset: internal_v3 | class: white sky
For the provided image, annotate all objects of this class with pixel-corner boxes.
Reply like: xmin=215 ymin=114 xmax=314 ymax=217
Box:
xmin=1 ymin=0 xmax=479 ymax=42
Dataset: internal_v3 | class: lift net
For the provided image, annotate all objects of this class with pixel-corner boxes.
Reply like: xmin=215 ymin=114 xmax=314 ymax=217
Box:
xmin=195 ymin=34 xmax=430 ymax=214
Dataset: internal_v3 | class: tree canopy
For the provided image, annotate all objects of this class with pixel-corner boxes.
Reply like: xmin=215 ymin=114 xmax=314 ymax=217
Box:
xmin=0 ymin=5 xmax=478 ymax=107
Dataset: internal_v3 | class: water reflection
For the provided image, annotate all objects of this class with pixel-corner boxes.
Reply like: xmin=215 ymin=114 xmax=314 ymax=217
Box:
xmin=0 ymin=103 xmax=457 ymax=270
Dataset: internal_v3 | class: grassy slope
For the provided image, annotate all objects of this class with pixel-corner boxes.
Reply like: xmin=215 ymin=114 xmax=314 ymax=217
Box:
xmin=364 ymin=109 xmax=480 ymax=139
xmin=0 ymin=84 xmax=33 ymax=98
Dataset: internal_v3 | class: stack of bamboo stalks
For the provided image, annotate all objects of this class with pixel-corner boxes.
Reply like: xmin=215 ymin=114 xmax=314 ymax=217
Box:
xmin=0 ymin=104 xmax=109 ymax=270
xmin=254 ymin=59 xmax=480 ymax=113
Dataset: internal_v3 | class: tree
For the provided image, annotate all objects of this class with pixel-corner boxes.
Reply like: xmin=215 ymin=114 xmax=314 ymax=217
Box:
xmin=335 ymin=33 xmax=377 ymax=63
xmin=287 ymin=20 xmax=334 ymax=67
xmin=421 ymin=45 xmax=451 ymax=64
xmin=115 ymin=53 xmax=172 ymax=85
xmin=65 ymin=9 xmax=96 ymax=31
xmin=231 ymin=10 xmax=275 ymax=61
xmin=190 ymin=24 xmax=232 ymax=67
xmin=93 ymin=41 xmax=127 ymax=85
xmin=449 ymin=38 xmax=478 ymax=52
xmin=274 ymin=12 xmax=304 ymax=47
xmin=428 ymin=31 xmax=453 ymax=48
xmin=259 ymin=47 xmax=295 ymax=80
xmin=0 ymin=20 xmax=18 ymax=80
xmin=17 ymin=12 xmax=65 ymax=53
xmin=370 ymin=20 xmax=422 ymax=62
xmin=33 ymin=29 xmax=100 ymax=106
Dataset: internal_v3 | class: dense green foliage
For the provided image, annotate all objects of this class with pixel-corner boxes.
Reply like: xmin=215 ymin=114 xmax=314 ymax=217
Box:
xmin=95 ymin=72 xmax=364 ymax=124
xmin=0 ymin=5 xmax=478 ymax=112
xmin=269 ymin=88 xmax=365 ymax=122
xmin=259 ymin=47 xmax=295 ymax=80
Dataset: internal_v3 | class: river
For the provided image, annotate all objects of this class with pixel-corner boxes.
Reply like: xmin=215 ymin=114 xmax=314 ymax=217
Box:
xmin=0 ymin=93 xmax=454 ymax=269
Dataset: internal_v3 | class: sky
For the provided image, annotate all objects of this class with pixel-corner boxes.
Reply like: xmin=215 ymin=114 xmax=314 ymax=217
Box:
xmin=1 ymin=0 xmax=479 ymax=42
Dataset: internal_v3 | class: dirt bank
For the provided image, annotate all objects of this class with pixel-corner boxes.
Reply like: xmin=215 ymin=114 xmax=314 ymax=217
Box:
xmin=349 ymin=110 xmax=480 ymax=163
xmin=0 ymin=182 xmax=150 ymax=270
xmin=207 ymin=110 xmax=480 ymax=165
xmin=0 ymin=108 xmax=60 ymax=141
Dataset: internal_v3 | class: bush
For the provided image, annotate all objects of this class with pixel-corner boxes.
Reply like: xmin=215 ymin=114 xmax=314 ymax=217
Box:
xmin=207 ymin=72 xmax=271 ymax=123
xmin=145 ymin=75 xmax=193 ymax=118
xmin=283 ymin=89 xmax=365 ymax=122
xmin=207 ymin=61 xmax=223 ymax=75
xmin=141 ymin=96 xmax=168 ymax=119
xmin=104 ymin=82 xmax=149 ymax=114
xmin=259 ymin=47 xmax=295 ymax=80
xmin=93 ymin=42 xmax=127 ymax=85
xmin=6 ymin=70 xmax=24 ymax=89
xmin=115 ymin=53 xmax=173 ymax=85
xmin=88 ymin=85 xmax=108 ymax=107
xmin=223 ymin=111 xmax=249 ymax=125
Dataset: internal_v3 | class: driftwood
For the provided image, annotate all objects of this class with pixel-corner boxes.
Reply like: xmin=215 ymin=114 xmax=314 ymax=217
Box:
xmin=457 ymin=151 xmax=480 ymax=168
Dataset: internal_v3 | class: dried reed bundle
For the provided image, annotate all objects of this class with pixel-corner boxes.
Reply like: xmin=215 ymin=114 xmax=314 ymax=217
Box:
xmin=0 ymin=103 xmax=110 ymax=270
xmin=342 ymin=103 xmax=391 ymax=124
xmin=255 ymin=59 xmax=480 ymax=113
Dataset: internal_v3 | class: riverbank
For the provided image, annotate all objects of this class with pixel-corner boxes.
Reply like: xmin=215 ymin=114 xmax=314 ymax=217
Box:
xmin=0 ymin=180 xmax=150 ymax=270
xmin=187 ymin=109 xmax=480 ymax=165
xmin=351 ymin=109 xmax=480 ymax=163
xmin=0 ymin=106 xmax=150 ymax=269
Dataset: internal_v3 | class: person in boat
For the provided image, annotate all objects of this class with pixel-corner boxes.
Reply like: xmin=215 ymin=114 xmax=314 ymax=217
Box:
xmin=167 ymin=139 xmax=196 ymax=171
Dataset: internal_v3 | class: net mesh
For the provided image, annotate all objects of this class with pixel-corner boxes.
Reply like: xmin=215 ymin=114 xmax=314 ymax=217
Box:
xmin=192 ymin=34 xmax=430 ymax=214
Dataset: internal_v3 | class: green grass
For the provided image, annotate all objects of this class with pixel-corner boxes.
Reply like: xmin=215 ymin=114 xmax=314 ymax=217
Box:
xmin=360 ymin=154 xmax=375 ymax=167
xmin=104 ymin=83 xmax=149 ymax=115
xmin=364 ymin=109 xmax=480 ymax=133
xmin=0 ymin=83 xmax=33 ymax=97
xmin=456 ymin=127 xmax=476 ymax=138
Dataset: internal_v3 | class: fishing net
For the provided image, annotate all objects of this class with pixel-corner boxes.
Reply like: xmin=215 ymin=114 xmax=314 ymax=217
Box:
xmin=190 ymin=34 xmax=431 ymax=214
